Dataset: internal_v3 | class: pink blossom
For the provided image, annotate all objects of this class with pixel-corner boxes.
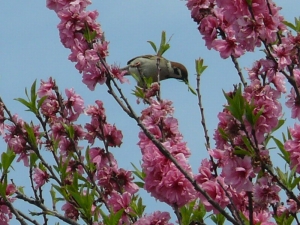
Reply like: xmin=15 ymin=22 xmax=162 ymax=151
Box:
xmin=293 ymin=69 xmax=300 ymax=87
xmin=33 ymin=168 xmax=49 ymax=189
xmin=112 ymin=168 xmax=139 ymax=194
xmin=284 ymin=124 xmax=300 ymax=173
xmin=195 ymin=158 xmax=213 ymax=184
xmin=110 ymin=64 xmax=128 ymax=84
xmin=0 ymin=184 xmax=17 ymax=225
xmin=142 ymin=147 xmax=196 ymax=207
xmin=228 ymin=188 xmax=248 ymax=212
xmin=0 ymin=205 xmax=12 ymax=225
xmin=39 ymin=93 xmax=59 ymax=118
xmin=243 ymin=210 xmax=276 ymax=225
xmin=61 ymin=202 xmax=79 ymax=220
xmin=253 ymin=175 xmax=280 ymax=207
xmin=64 ymin=88 xmax=84 ymax=121
xmin=107 ymin=191 xmax=133 ymax=224
xmin=6 ymin=184 xmax=16 ymax=197
xmin=96 ymin=166 xmax=138 ymax=194
xmin=276 ymin=204 xmax=288 ymax=217
xmin=257 ymin=12 xmax=280 ymax=44
xmin=4 ymin=115 xmax=40 ymax=166
xmin=198 ymin=15 xmax=218 ymax=49
xmin=235 ymin=16 xmax=261 ymax=51
xmin=260 ymin=60 xmax=286 ymax=93
xmin=212 ymin=35 xmax=244 ymax=58
xmin=37 ymin=77 xmax=55 ymax=98
xmin=69 ymin=37 xmax=90 ymax=71
xmin=134 ymin=211 xmax=173 ymax=225
xmin=85 ymin=100 xmax=106 ymax=119
xmin=213 ymin=110 xmax=244 ymax=149
xmin=221 ymin=156 xmax=255 ymax=192
xmin=96 ymin=167 xmax=115 ymax=192
xmin=145 ymin=82 xmax=160 ymax=99
xmin=162 ymin=117 xmax=180 ymax=140
xmin=243 ymin=83 xmax=282 ymax=144
xmin=84 ymin=120 xmax=98 ymax=144
xmin=50 ymin=120 xmax=65 ymax=140
xmin=138 ymin=99 xmax=196 ymax=207
xmin=286 ymin=88 xmax=300 ymax=120
xmin=163 ymin=141 xmax=191 ymax=158
xmin=93 ymin=41 xmax=109 ymax=58
xmin=66 ymin=158 xmax=85 ymax=175
xmin=199 ymin=177 xmax=229 ymax=213
xmin=272 ymin=43 xmax=294 ymax=70
xmin=103 ymin=123 xmax=123 ymax=147
xmin=215 ymin=0 xmax=249 ymax=24
xmin=82 ymin=64 xmax=107 ymax=91
xmin=89 ymin=147 xmax=111 ymax=169
xmin=47 ymin=0 xmax=92 ymax=13
xmin=85 ymin=100 xmax=112 ymax=145
xmin=287 ymin=199 xmax=298 ymax=213
xmin=186 ymin=0 xmax=212 ymax=23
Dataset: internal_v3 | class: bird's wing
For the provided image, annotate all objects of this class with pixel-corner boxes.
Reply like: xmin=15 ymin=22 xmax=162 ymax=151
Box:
xmin=126 ymin=55 xmax=155 ymax=65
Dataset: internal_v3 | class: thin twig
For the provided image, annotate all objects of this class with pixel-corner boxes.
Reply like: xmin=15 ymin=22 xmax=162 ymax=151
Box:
xmin=15 ymin=191 xmax=81 ymax=225
xmin=230 ymin=56 xmax=247 ymax=87
xmin=196 ymin=71 xmax=218 ymax=175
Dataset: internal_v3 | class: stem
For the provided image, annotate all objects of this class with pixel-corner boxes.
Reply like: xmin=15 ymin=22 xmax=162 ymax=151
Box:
xmin=230 ymin=56 xmax=247 ymax=87
xmin=15 ymin=191 xmax=81 ymax=225
xmin=196 ymin=70 xmax=218 ymax=175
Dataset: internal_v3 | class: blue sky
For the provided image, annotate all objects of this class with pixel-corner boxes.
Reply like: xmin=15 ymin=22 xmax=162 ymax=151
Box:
xmin=0 ymin=0 xmax=298 ymax=224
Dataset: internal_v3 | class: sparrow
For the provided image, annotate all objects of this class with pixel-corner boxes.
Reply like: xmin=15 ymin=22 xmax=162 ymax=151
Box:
xmin=121 ymin=55 xmax=188 ymax=86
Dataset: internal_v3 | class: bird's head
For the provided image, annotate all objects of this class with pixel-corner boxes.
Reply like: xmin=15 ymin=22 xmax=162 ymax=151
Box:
xmin=169 ymin=61 xmax=188 ymax=83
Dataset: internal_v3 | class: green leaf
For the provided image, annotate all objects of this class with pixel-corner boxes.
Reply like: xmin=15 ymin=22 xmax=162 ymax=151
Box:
xmin=130 ymin=195 xmax=145 ymax=217
xmin=15 ymin=80 xmax=39 ymax=114
xmin=131 ymin=163 xmax=145 ymax=181
xmin=37 ymin=96 xmax=48 ymax=109
xmin=210 ymin=213 xmax=225 ymax=225
xmin=217 ymin=128 xmax=229 ymax=142
xmin=195 ymin=58 xmax=207 ymax=75
xmin=0 ymin=181 xmax=7 ymax=199
xmin=24 ymin=123 xmax=37 ymax=149
xmin=272 ymin=136 xmax=290 ymax=163
xmin=245 ymin=0 xmax=252 ymax=6
xmin=157 ymin=31 xmax=167 ymax=56
xmin=147 ymin=41 xmax=157 ymax=53
xmin=63 ymin=124 xmax=75 ymax=139
xmin=52 ymin=184 xmax=68 ymax=200
xmin=1 ymin=148 xmax=15 ymax=172
xmin=274 ymin=211 xmax=294 ymax=225
xmin=100 ymin=209 xmax=124 ymax=225
xmin=272 ymin=119 xmax=285 ymax=133
xmin=14 ymin=98 xmax=31 ymax=110
xmin=223 ymin=86 xmax=245 ymax=122
xmin=283 ymin=17 xmax=300 ymax=32
xmin=29 ymin=153 xmax=38 ymax=167
xmin=134 ymin=181 xmax=144 ymax=188
xmin=50 ymin=187 xmax=58 ymax=205
xmin=147 ymin=31 xmax=172 ymax=56
xmin=83 ymin=22 xmax=97 ymax=44
xmin=179 ymin=201 xmax=206 ymax=225
xmin=233 ymin=147 xmax=252 ymax=157
xmin=30 ymin=80 xmax=37 ymax=108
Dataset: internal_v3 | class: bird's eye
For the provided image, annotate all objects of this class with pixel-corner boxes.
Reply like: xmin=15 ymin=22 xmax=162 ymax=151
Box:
xmin=174 ymin=68 xmax=181 ymax=77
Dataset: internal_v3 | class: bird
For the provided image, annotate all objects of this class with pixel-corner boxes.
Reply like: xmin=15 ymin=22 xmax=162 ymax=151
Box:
xmin=121 ymin=55 xmax=188 ymax=87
